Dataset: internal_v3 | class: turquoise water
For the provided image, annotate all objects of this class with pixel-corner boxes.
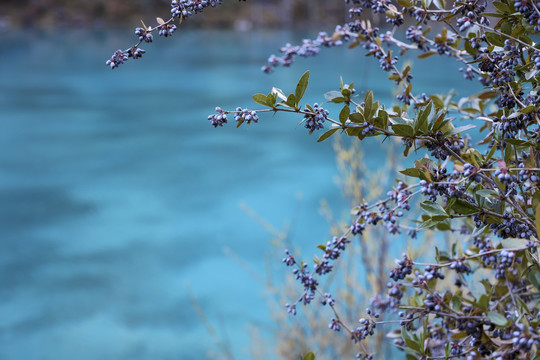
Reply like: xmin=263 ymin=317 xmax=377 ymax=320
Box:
xmin=0 ymin=29 xmax=478 ymax=359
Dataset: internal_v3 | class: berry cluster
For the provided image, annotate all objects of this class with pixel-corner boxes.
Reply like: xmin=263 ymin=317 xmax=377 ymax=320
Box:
xmin=452 ymin=0 xmax=489 ymax=32
xmin=107 ymin=0 xmax=227 ymax=69
xmin=495 ymin=249 xmax=519 ymax=279
xmin=158 ymin=23 xmax=177 ymax=37
xmin=170 ymin=0 xmax=222 ymax=19
xmin=208 ymin=107 xmax=228 ymax=127
xmin=423 ymin=292 xmax=443 ymax=312
xmin=135 ymin=27 xmax=153 ymax=42
xmin=282 ymin=236 xmax=351 ymax=315
xmin=405 ymin=26 xmax=429 ymax=51
xmin=514 ymin=0 xmax=540 ymax=31
xmin=262 ymin=32 xmax=341 ymax=73
xmin=234 ymin=107 xmax=259 ymax=125
xmin=378 ymin=51 xmax=398 ymax=72
xmin=494 ymin=167 xmax=518 ymax=186
xmin=490 ymin=213 xmax=534 ymax=240
xmin=126 ymin=46 xmax=145 ymax=59
xmin=389 ymin=254 xmax=413 ymax=281
xmin=463 ymin=163 xmax=482 ymax=182
xmin=423 ymin=132 xmax=465 ymax=161
xmin=387 ymin=282 xmax=404 ymax=308
xmin=449 ymin=259 xmax=472 ymax=274
xmin=351 ymin=317 xmax=376 ymax=342
xmin=303 ymin=103 xmax=328 ymax=133
xmin=386 ymin=182 xmax=412 ymax=211
xmin=361 ymin=121 xmax=376 ymax=136
xmin=414 ymin=265 xmax=445 ymax=283
xmin=493 ymin=114 xmax=527 ymax=135
xmin=419 ymin=168 xmax=468 ymax=203
xmin=106 ymin=50 xmax=129 ymax=69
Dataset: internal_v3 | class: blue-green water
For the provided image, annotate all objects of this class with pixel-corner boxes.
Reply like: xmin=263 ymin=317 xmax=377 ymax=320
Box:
xmin=0 ymin=29 xmax=478 ymax=359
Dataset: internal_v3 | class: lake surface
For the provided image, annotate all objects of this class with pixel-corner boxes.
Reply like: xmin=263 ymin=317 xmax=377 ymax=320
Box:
xmin=0 ymin=28 xmax=479 ymax=359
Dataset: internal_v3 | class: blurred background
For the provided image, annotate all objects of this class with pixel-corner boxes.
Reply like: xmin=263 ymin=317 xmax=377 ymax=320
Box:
xmin=0 ymin=0 xmax=351 ymax=30
xmin=0 ymin=1 xmax=479 ymax=360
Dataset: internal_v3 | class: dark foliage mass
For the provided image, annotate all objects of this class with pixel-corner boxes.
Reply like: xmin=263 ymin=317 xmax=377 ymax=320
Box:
xmin=109 ymin=1 xmax=540 ymax=359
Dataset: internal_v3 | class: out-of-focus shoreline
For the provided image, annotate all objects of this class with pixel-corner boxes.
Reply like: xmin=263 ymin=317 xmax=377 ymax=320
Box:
xmin=0 ymin=1 xmax=353 ymax=31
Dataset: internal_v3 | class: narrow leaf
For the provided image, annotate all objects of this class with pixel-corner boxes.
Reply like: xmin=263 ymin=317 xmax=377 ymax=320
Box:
xmin=317 ymin=128 xmax=339 ymax=142
xmin=339 ymin=105 xmax=350 ymax=124
xmin=364 ymin=91 xmax=374 ymax=121
xmin=444 ymin=124 xmax=476 ymax=136
xmin=400 ymin=168 xmax=423 ymax=178
xmin=295 ymin=71 xmax=310 ymax=104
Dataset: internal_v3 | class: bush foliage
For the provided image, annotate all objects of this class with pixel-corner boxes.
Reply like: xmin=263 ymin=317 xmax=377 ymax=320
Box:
xmin=109 ymin=0 xmax=540 ymax=359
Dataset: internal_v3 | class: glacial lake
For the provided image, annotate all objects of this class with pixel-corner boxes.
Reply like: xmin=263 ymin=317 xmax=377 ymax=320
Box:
xmin=0 ymin=28 xmax=479 ymax=359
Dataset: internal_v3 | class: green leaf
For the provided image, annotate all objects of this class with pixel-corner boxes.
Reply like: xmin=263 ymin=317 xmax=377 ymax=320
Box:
xmin=504 ymin=142 xmax=513 ymax=164
xmin=501 ymin=21 xmax=513 ymax=35
xmin=364 ymin=91 xmax=374 ymax=120
xmin=520 ymin=35 xmax=533 ymax=45
xmin=415 ymin=102 xmax=431 ymax=134
xmin=422 ymin=0 xmax=433 ymax=9
xmin=420 ymin=218 xmax=443 ymax=229
xmin=414 ymin=158 xmax=436 ymax=171
xmin=520 ymin=105 xmax=536 ymax=114
xmin=485 ymin=32 xmax=505 ymax=47
xmin=488 ymin=311 xmax=509 ymax=327
xmin=295 ymin=71 xmax=310 ymax=104
xmin=400 ymin=168 xmax=423 ymax=178
xmin=444 ymin=124 xmax=476 ymax=136
xmin=429 ymin=95 xmax=445 ymax=109
xmin=402 ymin=329 xmax=422 ymax=354
xmin=478 ymin=294 xmax=489 ymax=312
xmin=435 ymin=247 xmax=451 ymax=262
xmin=451 ymin=292 xmax=462 ymax=311
xmin=464 ymin=39 xmax=479 ymax=57
xmin=462 ymin=148 xmax=483 ymax=167
xmin=493 ymin=1 xmax=510 ymax=13
xmin=433 ymin=0 xmax=445 ymax=9
xmin=350 ymin=112 xmax=365 ymax=124
xmin=436 ymin=220 xmax=452 ymax=231
xmin=501 ymin=238 xmax=528 ymax=248
xmin=317 ymin=128 xmax=339 ymax=142
xmin=325 ymin=90 xmax=345 ymax=102
xmin=253 ymin=93 xmax=269 ymax=107
xmin=451 ymin=199 xmax=479 ymax=215
xmin=285 ymin=93 xmax=297 ymax=108
xmin=346 ymin=127 xmax=362 ymax=137
xmin=420 ymin=201 xmax=448 ymax=219
xmin=469 ymin=278 xmax=486 ymax=300
xmin=504 ymin=138 xmax=531 ymax=147
xmin=486 ymin=143 xmax=497 ymax=162
xmin=392 ymin=123 xmax=415 ymax=137
xmin=378 ymin=109 xmax=389 ymax=129
xmin=528 ymin=270 xmax=540 ymax=291
xmin=339 ymin=105 xmax=350 ymax=125
xmin=417 ymin=51 xmax=437 ymax=59
xmin=302 ymin=352 xmax=316 ymax=360
xmin=476 ymin=189 xmax=499 ymax=198
xmin=536 ymin=202 xmax=540 ymax=242
xmin=266 ymin=93 xmax=277 ymax=107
